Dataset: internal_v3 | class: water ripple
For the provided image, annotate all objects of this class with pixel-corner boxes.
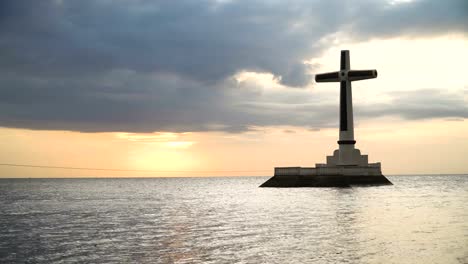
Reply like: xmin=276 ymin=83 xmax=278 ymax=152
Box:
xmin=0 ymin=176 xmax=467 ymax=263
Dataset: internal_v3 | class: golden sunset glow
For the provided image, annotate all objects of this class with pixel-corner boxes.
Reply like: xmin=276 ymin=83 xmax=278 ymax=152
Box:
xmin=1 ymin=113 xmax=467 ymax=178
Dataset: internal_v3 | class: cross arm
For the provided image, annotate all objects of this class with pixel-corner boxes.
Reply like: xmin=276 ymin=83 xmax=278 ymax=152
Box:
xmin=315 ymin=71 xmax=340 ymax=82
xmin=347 ymin=70 xmax=377 ymax=81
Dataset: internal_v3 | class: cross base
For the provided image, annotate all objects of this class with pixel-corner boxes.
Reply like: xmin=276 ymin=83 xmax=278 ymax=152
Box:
xmin=325 ymin=147 xmax=369 ymax=166
xmin=260 ymin=165 xmax=392 ymax=187
xmin=259 ymin=174 xmax=392 ymax=188
xmin=259 ymin=149 xmax=392 ymax=187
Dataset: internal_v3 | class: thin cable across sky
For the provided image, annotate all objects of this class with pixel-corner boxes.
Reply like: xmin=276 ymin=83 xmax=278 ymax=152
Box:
xmin=0 ymin=163 xmax=271 ymax=173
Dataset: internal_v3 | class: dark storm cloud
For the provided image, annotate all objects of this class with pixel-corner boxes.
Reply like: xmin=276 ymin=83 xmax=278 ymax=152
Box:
xmin=0 ymin=0 xmax=326 ymax=83
xmin=0 ymin=0 xmax=467 ymax=133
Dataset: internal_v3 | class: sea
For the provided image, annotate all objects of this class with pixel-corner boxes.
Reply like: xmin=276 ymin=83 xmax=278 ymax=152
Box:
xmin=0 ymin=175 xmax=467 ymax=264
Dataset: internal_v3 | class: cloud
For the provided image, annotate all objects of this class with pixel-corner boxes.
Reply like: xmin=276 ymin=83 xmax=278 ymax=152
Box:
xmin=357 ymin=89 xmax=468 ymax=120
xmin=351 ymin=0 xmax=468 ymax=39
xmin=0 ymin=0 xmax=328 ymax=83
xmin=0 ymin=0 xmax=467 ymax=133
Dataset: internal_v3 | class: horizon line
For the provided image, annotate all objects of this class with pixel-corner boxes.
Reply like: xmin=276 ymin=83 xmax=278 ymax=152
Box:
xmin=1 ymin=174 xmax=468 ymax=179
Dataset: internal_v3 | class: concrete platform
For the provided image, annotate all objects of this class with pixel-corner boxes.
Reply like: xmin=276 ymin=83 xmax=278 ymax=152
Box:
xmin=259 ymin=174 xmax=392 ymax=188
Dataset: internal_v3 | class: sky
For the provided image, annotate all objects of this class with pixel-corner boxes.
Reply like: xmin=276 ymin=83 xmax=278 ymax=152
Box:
xmin=0 ymin=0 xmax=467 ymax=177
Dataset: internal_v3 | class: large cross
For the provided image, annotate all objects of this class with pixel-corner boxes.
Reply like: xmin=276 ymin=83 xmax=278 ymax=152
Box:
xmin=315 ymin=50 xmax=377 ymax=147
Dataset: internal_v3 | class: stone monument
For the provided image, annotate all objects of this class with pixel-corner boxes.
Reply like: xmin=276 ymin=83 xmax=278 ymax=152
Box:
xmin=260 ymin=50 xmax=392 ymax=187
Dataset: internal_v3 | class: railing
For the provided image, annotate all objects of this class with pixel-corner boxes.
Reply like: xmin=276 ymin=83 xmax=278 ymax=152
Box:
xmin=275 ymin=165 xmax=381 ymax=176
xmin=274 ymin=167 xmax=301 ymax=176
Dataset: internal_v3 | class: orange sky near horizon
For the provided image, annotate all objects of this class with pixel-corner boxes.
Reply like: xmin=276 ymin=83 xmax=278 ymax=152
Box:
xmin=1 ymin=117 xmax=467 ymax=178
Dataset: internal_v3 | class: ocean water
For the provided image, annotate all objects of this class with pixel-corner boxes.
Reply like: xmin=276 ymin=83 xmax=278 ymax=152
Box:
xmin=0 ymin=175 xmax=467 ymax=264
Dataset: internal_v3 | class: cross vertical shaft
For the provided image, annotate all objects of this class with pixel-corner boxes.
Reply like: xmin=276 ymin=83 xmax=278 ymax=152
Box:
xmin=339 ymin=50 xmax=355 ymax=145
